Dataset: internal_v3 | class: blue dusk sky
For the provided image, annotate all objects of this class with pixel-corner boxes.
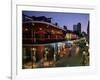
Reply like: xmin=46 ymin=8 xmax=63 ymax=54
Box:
xmin=23 ymin=11 xmax=89 ymax=33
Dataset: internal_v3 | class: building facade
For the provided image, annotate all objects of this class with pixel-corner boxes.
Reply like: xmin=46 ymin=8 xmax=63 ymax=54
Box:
xmin=22 ymin=15 xmax=79 ymax=68
xmin=73 ymin=22 xmax=81 ymax=35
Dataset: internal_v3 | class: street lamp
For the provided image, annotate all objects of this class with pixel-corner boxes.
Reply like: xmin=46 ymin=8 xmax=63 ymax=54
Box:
xmin=53 ymin=52 xmax=56 ymax=62
xmin=31 ymin=48 xmax=36 ymax=68
xmin=81 ymin=51 xmax=87 ymax=66
xmin=44 ymin=48 xmax=49 ymax=61
xmin=86 ymin=42 xmax=89 ymax=47
xmin=31 ymin=22 xmax=36 ymax=43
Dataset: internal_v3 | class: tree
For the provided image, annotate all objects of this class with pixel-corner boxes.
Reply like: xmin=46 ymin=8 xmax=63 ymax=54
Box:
xmin=81 ymin=31 xmax=87 ymax=37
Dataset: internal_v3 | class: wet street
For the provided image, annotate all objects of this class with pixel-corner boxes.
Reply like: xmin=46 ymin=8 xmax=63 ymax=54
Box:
xmin=23 ymin=42 xmax=89 ymax=69
xmin=55 ymin=52 xmax=82 ymax=67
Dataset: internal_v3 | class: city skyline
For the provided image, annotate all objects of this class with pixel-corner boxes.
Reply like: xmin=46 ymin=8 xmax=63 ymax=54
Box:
xmin=23 ymin=11 xmax=89 ymax=33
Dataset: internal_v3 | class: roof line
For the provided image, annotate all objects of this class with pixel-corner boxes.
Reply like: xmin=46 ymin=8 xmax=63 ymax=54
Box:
xmin=23 ymin=21 xmax=66 ymax=31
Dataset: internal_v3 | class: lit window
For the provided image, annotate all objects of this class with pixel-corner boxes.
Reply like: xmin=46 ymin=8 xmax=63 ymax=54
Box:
xmin=24 ymin=28 xmax=28 ymax=31
xmin=32 ymin=23 xmax=35 ymax=26
xmin=39 ymin=28 xmax=42 ymax=30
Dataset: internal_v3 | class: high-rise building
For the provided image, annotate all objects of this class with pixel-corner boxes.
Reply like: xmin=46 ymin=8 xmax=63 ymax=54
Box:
xmin=77 ymin=22 xmax=81 ymax=33
xmin=73 ymin=24 xmax=77 ymax=32
xmin=73 ymin=22 xmax=81 ymax=34
xmin=87 ymin=21 xmax=89 ymax=43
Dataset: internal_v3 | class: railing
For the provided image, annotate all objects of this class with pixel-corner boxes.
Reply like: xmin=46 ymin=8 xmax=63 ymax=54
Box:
xmin=23 ymin=38 xmax=66 ymax=44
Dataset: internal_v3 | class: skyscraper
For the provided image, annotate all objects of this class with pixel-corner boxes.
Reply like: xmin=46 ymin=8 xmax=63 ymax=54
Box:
xmin=77 ymin=22 xmax=81 ymax=33
xmin=73 ymin=22 xmax=81 ymax=34
xmin=87 ymin=21 xmax=89 ymax=43
xmin=73 ymin=24 xmax=77 ymax=32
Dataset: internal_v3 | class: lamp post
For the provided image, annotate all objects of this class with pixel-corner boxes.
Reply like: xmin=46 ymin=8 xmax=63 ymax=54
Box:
xmin=54 ymin=43 xmax=57 ymax=61
xmin=53 ymin=52 xmax=56 ymax=62
xmin=31 ymin=48 xmax=36 ymax=68
xmin=81 ymin=51 xmax=87 ymax=66
xmin=22 ymin=48 xmax=26 ymax=69
xmin=33 ymin=31 xmax=36 ymax=43
xmin=32 ymin=22 xmax=36 ymax=43
xmin=44 ymin=48 xmax=48 ymax=61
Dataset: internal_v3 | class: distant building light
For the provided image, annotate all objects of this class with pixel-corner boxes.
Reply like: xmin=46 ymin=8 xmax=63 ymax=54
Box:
xmin=86 ymin=43 xmax=89 ymax=47
xmin=39 ymin=28 xmax=42 ymax=30
xmin=32 ymin=48 xmax=36 ymax=51
xmin=83 ymin=51 xmax=86 ymax=55
xmin=65 ymin=33 xmax=72 ymax=40
xmin=32 ymin=22 xmax=35 ymax=26
xmin=24 ymin=28 xmax=28 ymax=31
xmin=51 ymin=30 xmax=54 ymax=34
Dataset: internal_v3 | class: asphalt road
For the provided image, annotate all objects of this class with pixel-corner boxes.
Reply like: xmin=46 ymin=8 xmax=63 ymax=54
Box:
xmin=55 ymin=53 xmax=83 ymax=67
